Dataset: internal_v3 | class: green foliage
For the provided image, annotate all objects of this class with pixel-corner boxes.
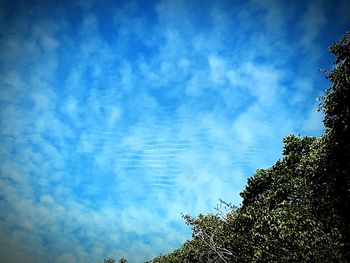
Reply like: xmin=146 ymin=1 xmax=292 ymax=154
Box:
xmin=118 ymin=257 xmax=128 ymax=263
xmin=321 ymin=31 xmax=350 ymax=259
xmin=104 ymin=258 xmax=116 ymax=263
xmin=104 ymin=257 xmax=128 ymax=263
xmin=146 ymin=32 xmax=350 ymax=263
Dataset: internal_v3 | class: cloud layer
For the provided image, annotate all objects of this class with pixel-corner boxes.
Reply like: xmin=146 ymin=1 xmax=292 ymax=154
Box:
xmin=0 ymin=0 xmax=349 ymax=262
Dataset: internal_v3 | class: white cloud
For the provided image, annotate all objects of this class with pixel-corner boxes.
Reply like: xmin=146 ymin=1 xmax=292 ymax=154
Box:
xmin=298 ymin=0 xmax=327 ymax=65
xmin=62 ymin=96 xmax=78 ymax=117
xmin=119 ymin=62 xmax=134 ymax=92
xmin=208 ymin=54 xmax=227 ymax=85
xmin=303 ymin=104 xmax=324 ymax=134
xmin=241 ymin=62 xmax=285 ymax=106
xmin=107 ymin=107 xmax=122 ymax=127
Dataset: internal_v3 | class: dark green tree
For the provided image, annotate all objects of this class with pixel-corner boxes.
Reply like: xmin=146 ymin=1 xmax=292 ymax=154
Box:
xmin=119 ymin=257 xmax=128 ymax=263
xmin=104 ymin=258 xmax=116 ymax=263
xmin=104 ymin=257 xmax=128 ymax=263
xmin=320 ymin=31 xmax=350 ymax=260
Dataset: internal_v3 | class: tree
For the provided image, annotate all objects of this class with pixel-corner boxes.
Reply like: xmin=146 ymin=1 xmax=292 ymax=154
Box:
xmin=104 ymin=258 xmax=115 ymax=263
xmin=104 ymin=257 xmax=128 ymax=263
xmin=320 ymin=31 xmax=350 ymax=260
xmin=119 ymin=257 xmax=128 ymax=263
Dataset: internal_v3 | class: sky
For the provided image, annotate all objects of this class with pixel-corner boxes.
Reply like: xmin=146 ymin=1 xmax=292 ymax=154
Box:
xmin=0 ymin=0 xmax=349 ymax=262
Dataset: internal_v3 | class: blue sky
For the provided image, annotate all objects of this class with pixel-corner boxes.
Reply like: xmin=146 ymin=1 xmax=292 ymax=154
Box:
xmin=0 ymin=0 xmax=349 ymax=262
